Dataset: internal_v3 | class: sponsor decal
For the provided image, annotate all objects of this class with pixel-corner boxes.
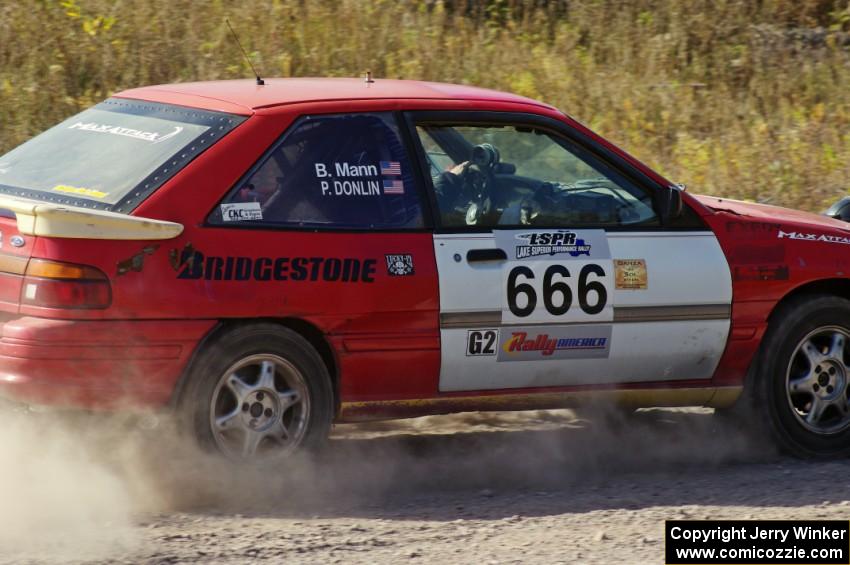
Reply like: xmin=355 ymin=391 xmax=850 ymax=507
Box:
xmin=496 ymin=325 xmax=612 ymax=361
xmin=494 ymin=229 xmax=610 ymax=262
xmin=614 ymin=259 xmax=647 ymax=290
xmin=53 ymin=184 xmax=108 ymax=199
xmin=732 ymin=264 xmax=790 ymax=281
xmin=725 ymin=221 xmax=782 ymax=233
xmin=175 ymin=248 xmax=376 ymax=282
xmin=513 ymin=231 xmax=589 ymax=259
xmin=385 ymin=254 xmax=414 ymax=276
xmin=68 ymin=121 xmax=184 ymax=144
xmin=220 ymin=202 xmax=263 ymax=222
xmin=778 ymin=230 xmax=850 ymax=245
xmin=466 ymin=329 xmax=498 ymax=356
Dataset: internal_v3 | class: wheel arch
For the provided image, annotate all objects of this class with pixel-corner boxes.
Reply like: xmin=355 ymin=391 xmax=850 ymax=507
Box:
xmin=171 ymin=317 xmax=340 ymax=412
xmin=735 ymin=278 xmax=850 ymax=396
xmin=767 ymin=278 xmax=850 ymax=323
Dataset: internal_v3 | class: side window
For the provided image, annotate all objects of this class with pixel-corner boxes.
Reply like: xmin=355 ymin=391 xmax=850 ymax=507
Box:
xmin=415 ymin=123 xmax=658 ymax=229
xmin=211 ymin=113 xmax=423 ymax=229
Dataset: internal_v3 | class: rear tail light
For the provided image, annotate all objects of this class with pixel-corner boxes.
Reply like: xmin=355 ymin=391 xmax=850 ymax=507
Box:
xmin=21 ymin=259 xmax=111 ymax=309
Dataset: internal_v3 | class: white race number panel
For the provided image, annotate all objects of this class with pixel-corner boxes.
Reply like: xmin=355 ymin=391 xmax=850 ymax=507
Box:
xmin=495 ymin=230 xmax=613 ymax=324
xmin=435 ymin=230 xmax=733 ymax=392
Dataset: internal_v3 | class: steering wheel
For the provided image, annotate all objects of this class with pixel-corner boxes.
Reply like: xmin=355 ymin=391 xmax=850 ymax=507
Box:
xmin=456 ymin=166 xmax=490 ymax=225
xmin=460 ymin=143 xmax=500 ymax=225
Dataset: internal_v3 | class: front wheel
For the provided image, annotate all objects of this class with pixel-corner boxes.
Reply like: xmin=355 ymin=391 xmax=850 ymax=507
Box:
xmin=180 ymin=324 xmax=334 ymax=460
xmin=754 ymin=295 xmax=850 ymax=458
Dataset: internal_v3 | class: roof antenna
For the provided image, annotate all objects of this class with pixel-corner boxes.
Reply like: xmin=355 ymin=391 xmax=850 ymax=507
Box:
xmin=365 ymin=70 xmax=375 ymax=84
xmin=226 ymin=19 xmax=264 ymax=86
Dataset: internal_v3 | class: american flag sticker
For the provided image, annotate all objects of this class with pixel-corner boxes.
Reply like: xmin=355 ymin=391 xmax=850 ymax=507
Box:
xmin=380 ymin=161 xmax=402 ymax=175
xmin=383 ymin=179 xmax=405 ymax=194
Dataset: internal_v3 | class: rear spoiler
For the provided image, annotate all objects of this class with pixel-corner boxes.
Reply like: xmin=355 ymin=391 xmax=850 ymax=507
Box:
xmin=0 ymin=195 xmax=183 ymax=240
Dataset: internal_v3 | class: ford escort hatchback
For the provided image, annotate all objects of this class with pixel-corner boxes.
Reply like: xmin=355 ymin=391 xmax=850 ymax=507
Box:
xmin=1 ymin=78 xmax=850 ymax=459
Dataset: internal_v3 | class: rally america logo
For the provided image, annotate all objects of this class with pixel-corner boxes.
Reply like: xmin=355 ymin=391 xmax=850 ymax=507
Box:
xmin=385 ymin=254 xmax=414 ymax=276
xmin=514 ymin=231 xmax=591 ymax=259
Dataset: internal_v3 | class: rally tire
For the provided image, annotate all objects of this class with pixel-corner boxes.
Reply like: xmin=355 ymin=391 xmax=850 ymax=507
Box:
xmin=180 ymin=324 xmax=334 ymax=460
xmin=753 ymin=294 xmax=850 ymax=458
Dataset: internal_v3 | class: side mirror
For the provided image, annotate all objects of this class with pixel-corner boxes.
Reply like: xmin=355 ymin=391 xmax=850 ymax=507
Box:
xmin=825 ymin=196 xmax=850 ymax=222
xmin=660 ymin=186 xmax=683 ymax=224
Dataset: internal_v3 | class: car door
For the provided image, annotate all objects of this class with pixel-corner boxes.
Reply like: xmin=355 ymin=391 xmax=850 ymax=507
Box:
xmin=406 ymin=111 xmax=732 ymax=392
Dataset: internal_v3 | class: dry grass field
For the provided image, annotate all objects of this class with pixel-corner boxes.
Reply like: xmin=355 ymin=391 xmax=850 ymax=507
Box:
xmin=1 ymin=0 xmax=850 ymax=211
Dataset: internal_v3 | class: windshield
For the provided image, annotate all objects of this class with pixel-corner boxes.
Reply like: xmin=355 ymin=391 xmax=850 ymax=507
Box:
xmin=0 ymin=99 xmax=244 ymax=212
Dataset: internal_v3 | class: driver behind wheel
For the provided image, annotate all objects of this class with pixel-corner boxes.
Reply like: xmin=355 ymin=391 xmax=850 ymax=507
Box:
xmin=433 ymin=160 xmax=469 ymax=216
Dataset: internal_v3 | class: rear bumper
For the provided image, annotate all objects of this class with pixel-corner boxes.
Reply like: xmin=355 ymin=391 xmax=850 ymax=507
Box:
xmin=0 ymin=317 xmax=215 ymax=410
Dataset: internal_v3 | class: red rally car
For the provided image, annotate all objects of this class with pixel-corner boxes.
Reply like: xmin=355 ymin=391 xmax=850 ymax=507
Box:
xmin=0 ymin=77 xmax=849 ymax=459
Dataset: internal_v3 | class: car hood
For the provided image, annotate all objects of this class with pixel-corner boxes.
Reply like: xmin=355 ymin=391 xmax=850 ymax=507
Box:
xmin=694 ymin=195 xmax=850 ymax=234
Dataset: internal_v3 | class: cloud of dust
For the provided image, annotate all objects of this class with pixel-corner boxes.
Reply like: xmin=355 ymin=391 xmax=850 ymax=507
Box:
xmin=0 ymin=398 xmax=775 ymax=561
xmin=0 ymin=408 xmax=140 ymax=561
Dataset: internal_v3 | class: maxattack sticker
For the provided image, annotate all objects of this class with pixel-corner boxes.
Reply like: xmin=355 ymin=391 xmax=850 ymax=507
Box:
xmin=385 ymin=254 xmax=414 ymax=276
xmin=777 ymin=230 xmax=850 ymax=246
xmin=614 ymin=259 xmax=648 ymax=290
xmin=496 ymin=325 xmax=612 ymax=362
xmin=220 ymin=202 xmax=263 ymax=222
xmin=494 ymin=229 xmax=610 ymax=261
xmin=68 ymin=122 xmax=184 ymax=144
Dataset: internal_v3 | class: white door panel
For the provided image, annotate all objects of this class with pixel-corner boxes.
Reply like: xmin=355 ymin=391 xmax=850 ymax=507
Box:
xmin=606 ymin=232 xmax=732 ymax=307
xmin=435 ymin=232 xmax=732 ymax=314
xmin=436 ymin=230 xmax=732 ymax=392
xmin=440 ymin=319 xmax=730 ymax=391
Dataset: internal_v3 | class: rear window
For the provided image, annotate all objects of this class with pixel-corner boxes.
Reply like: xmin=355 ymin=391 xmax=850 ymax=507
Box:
xmin=208 ymin=112 xmax=424 ymax=230
xmin=0 ymin=99 xmax=244 ymax=212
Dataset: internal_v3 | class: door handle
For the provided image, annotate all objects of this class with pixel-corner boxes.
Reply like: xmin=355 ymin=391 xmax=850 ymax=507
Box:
xmin=467 ymin=248 xmax=507 ymax=263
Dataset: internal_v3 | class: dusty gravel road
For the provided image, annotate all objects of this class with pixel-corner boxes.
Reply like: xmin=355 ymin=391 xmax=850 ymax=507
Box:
xmin=1 ymin=406 xmax=849 ymax=564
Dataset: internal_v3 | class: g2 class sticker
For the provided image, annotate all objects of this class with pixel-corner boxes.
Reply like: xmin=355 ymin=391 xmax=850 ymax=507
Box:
xmin=496 ymin=325 xmax=612 ymax=362
xmin=220 ymin=202 xmax=263 ymax=222
xmin=614 ymin=259 xmax=648 ymax=290
xmin=385 ymin=254 xmax=414 ymax=276
xmin=466 ymin=329 xmax=498 ymax=356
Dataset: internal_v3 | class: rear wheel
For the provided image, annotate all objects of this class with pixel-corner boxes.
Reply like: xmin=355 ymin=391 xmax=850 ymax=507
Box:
xmin=181 ymin=324 xmax=334 ymax=460
xmin=753 ymin=295 xmax=850 ymax=458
